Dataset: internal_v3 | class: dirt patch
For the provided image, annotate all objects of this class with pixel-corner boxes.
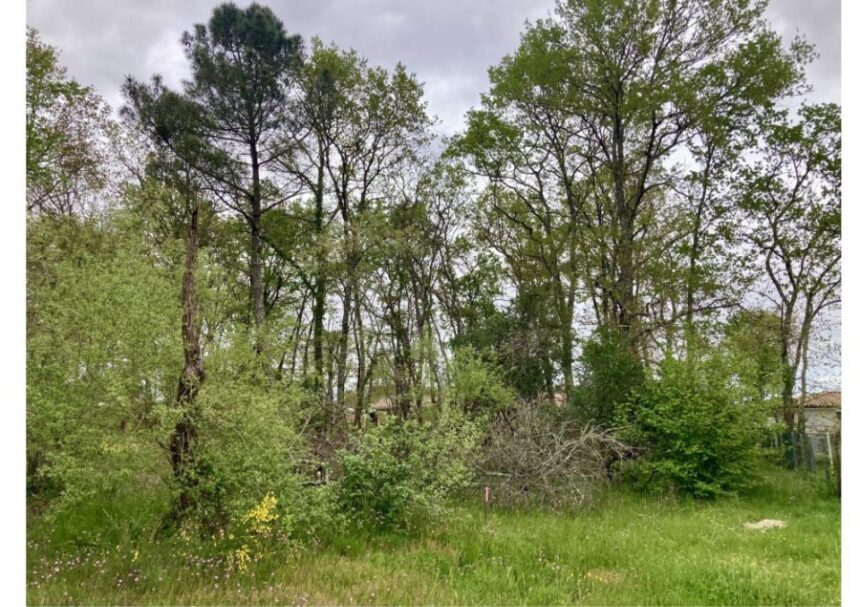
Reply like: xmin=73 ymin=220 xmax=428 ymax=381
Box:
xmin=585 ymin=569 xmax=625 ymax=584
xmin=744 ymin=519 xmax=786 ymax=531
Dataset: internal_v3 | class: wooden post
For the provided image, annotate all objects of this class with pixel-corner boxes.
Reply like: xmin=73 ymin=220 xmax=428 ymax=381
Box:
xmin=792 ymin=432 xmax=800 ymax=469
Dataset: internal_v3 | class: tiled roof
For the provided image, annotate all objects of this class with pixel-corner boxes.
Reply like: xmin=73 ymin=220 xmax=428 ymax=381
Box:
xmin=800 ymin=391 xmax=841 ymax=409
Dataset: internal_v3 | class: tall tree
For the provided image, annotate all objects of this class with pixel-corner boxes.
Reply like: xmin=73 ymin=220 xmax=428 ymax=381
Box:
xmin=122 ymin=82 xmax=215 ymax=515
xmin=738 ymin=103 xmax=841 ymax=434
xmin=127 ymin=3 xmax=303 ymax=349
xmin=280 ymin=42 xmax=431 ymax=422
xmin=463 ymin=0 xmax=809 ymax=357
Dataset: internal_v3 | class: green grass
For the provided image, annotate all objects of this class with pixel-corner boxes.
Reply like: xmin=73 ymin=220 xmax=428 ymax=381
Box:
xmin=27 ymin=468 xmax=840 ymax=606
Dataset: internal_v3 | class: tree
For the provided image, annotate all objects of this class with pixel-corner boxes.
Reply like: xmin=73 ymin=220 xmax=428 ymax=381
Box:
xmin=557 ymin=0 xmax=807 ymax=347
xmin=738 ymin=103 xmax=841 ymax=435
xmin=126 ymin=3 xmax=303 ymax=349
xmin=454 ymin=0 xmax=811 ymax=366
xmin=121 ymin=80 xmax=220 ymax=515
xmin=26 ymin=28 xmax=111 ymax=215
xmin=571 ymin=326 xmax=645 ymax=426
xmin=278 ymin=41 xmax=432 ymax=423
xmin=723 ymin=308 xmax=783 ymax=408
xmin=616 ymin=349 xmax=769 ymax=498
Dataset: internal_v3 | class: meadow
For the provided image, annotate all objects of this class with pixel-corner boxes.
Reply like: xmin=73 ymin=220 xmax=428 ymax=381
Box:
xmin=27 ymin=468 xmax=840 ymax=606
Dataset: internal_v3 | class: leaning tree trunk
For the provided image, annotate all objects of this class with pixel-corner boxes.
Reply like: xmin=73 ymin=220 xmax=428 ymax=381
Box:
xmin=170 ymin=203 xmax=205 ymax=515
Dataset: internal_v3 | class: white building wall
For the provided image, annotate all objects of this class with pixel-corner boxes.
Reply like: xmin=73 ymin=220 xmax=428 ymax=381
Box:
xmin=805 ymin=408 xmax=839 ymax=435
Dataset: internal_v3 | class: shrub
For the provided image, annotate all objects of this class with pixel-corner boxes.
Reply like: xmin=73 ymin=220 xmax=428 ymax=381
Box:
xmin=448 ymin=346 xmax=517 ymax=417
xmin=616 ymin=351 xmax=769 ymax=498
xmin=27 ymin=214 xmax=181 ymax=511
xmin=570 ymin=326 xmax=645 ymax=427
xmin=172 ymin=337 xmax=307 ymax=531
xmin=335 ymin=411 xmax=481 ymax=531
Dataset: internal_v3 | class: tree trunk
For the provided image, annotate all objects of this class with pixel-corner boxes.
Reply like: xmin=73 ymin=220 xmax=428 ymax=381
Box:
xmin=335 ymin=279 xmax=352 ymax=428
xmin=685 ymin=144 xmax=714 ymax=333
xmin=353 ymin=291 xmax=367 ymax=428
xmin=610 ymin=110 xmax=637 ymax=350
xmin=311 ymin=149 xmax=326 ymax=398
xmin=779 ymin=312 xmax=797 ymax=435
xmin=170 ymin=202 xmax=204 ymax=514
xmin=249 ymin=138 xmax=266 ymax=354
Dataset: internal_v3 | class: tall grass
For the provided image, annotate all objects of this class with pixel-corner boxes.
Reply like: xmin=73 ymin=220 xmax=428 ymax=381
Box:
xmin=27 ymin=467 xmax=840 ymax=605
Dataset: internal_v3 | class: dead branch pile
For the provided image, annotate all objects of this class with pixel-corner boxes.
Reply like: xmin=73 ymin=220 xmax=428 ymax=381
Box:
xmin=478 ymin=403 xmax=630 ymax=508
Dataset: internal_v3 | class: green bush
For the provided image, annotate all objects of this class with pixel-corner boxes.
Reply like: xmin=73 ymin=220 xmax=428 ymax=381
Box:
xmin=335 ymin=411 xmax=481 ymax=531
xmin=570 ymin=326 xmax=645 ymax=427
xmin=171 ymin=336 xmax=307 ymax=531
xmin=616 ymin=351 xmax=768 ymax=498
xmin=27 ymin=214 xmax=181 ymax=510
xmin=448 ymin=346 xmax=517 ymax=417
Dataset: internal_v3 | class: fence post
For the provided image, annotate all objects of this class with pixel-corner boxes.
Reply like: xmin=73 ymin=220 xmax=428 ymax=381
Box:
xmin=792 ymin=432 xmax=800 ymax=469
xmin=834 ymin=428 xmax=841 ymax=498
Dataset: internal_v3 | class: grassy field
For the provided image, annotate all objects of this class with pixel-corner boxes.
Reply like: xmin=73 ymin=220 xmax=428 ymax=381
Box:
xmin=27 ymin=468 xmax=840 ymax=606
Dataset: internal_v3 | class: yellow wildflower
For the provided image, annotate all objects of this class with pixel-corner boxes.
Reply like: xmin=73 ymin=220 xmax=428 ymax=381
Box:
xmin=228 ymin=545 xmax=252 ymax=573
xmin=244 ymin=493 xmax=279 ymax=534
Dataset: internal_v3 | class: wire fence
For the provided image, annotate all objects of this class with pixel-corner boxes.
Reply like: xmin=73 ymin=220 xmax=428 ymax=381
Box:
xmin=772 ymin=429 xmax=840 ymax=496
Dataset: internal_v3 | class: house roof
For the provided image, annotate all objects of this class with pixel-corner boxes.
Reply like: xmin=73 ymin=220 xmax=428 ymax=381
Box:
xmin=369 ymin=394 xmax=434 ymax=411
xmin=537 ymin=392 xmax=568 ymax=407
xmin=370 ymin=397 xmax=398 ymax=412
xmin=800 ymin=391 xmax=841 ymax=409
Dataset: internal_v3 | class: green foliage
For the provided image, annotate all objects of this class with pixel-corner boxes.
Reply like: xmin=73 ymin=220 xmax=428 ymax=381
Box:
xmin=335 ymin=413 xmax=481 ymax=531
xmin=26 ymin=29 xmax=110 ymax=214
xmin=723 ymin=309 xmax=784 ymax=407
xmin=570 ymin=327 xmax=645 ymax=426
xmin=26 ymin=4 xmax=841 ymax=602
xmin=171 ymin=335 xmax=307 ymax=529
xmin=447 ymin=346 xmax=518 ymax=417
xmin=183 ymin=2 xmax=302 ymax=124
xmin=27 ymin=212 xmax=181 ymax=508
xmin=452 ymin=287 xmax=560 ymax=400
xmin=616 ymin=350 xmax=769 ymax=498
xmin=26 ymin=210 xmax=307 ymax=534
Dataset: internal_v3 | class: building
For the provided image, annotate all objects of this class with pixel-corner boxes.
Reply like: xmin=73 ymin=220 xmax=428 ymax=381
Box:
xmin=801 ymin=391 xmax=840 ymax=460
xmin=802 ymin=391 xmax=841 ymax=434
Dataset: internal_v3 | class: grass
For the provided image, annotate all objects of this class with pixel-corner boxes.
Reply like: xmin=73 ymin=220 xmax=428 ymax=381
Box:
xmin=27 ymin=467 xmax=840 ymax=606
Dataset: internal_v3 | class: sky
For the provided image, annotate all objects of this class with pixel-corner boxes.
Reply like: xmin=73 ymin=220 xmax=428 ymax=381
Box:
xmin=27 ymin=0 xmax=841 ymax=137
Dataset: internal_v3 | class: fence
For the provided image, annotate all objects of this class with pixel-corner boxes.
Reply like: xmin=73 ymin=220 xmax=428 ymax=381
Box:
xmin=773 ymin=430 xmax=841 ymax=496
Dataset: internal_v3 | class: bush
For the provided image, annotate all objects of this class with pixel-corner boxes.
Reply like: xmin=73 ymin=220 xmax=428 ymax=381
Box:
xmin=27 ymin=214 xmax=181 ymax=511
xmin=171 ymin=336 xmax=307 ymax=531
xmin=448 ymin=346 xmax=517 ymax=417
xmin=616 ymin=351 xmax=769 ymax=498
xmin=335 ymin=411 xmax=481 ymax=531
xmin=570 ymin=326 xmax=645 ymax=427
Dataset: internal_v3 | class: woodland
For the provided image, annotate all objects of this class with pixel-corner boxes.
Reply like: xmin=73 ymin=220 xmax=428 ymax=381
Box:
xmin=26 ymin=1 xmax=841 ymax=603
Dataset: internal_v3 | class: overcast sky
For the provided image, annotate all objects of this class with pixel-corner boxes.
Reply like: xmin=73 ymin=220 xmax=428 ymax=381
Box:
xmin=28 ymin=0 xmax=840 ymax=136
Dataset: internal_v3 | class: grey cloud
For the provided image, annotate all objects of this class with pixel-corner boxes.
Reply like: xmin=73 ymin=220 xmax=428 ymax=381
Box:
xmin=766 ymin=0 xmax=841 ymax=104
xmin=28 ymin=0 xmax=840 ymax=136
